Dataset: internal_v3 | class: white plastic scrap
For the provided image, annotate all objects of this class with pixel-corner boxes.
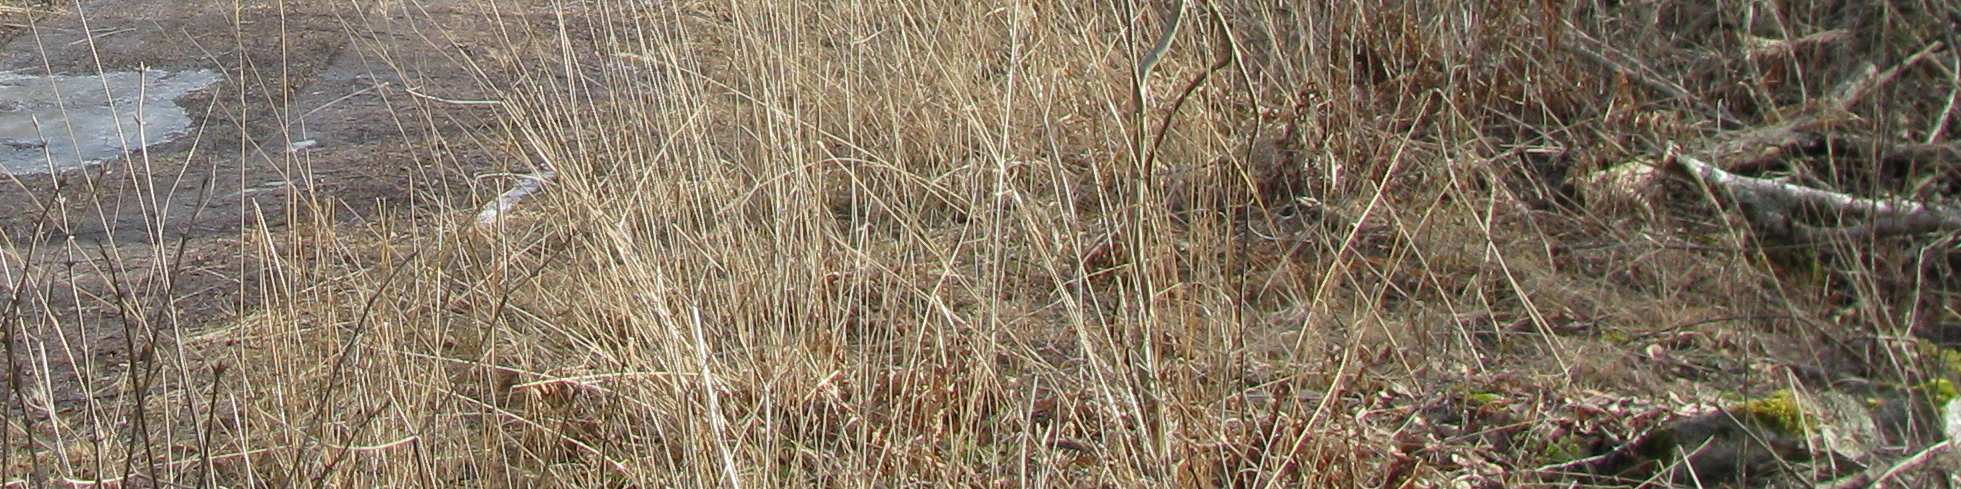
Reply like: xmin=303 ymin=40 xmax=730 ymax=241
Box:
xmin=474 ymin=170 xmax=556 ymax=228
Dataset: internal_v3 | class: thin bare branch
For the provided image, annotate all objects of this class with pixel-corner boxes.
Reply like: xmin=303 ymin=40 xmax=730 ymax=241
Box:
xmin=1829 ymin=42 xmax=1945 ymax=112
xmin=1825 ymin=440 xmax=1952 ymax=489
xmin=1561 ymin=34 xmax=1743 ymax=126
xmin=1744 ymin=29 xmax=1850 ymax=60
xmin=1684 ymin=42 xmax=1946 ymax=172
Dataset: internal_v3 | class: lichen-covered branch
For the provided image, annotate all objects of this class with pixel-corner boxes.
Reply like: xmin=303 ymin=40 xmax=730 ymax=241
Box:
xmin=1672 ymin=150 xmax=1961 ymax=239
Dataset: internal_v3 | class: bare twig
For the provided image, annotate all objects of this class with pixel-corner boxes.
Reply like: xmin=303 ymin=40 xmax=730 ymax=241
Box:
xmin=1927 ymin=53 xmax=1959 ymax=144
xmin=401 ymin=86 xmax=504 ymax=107
xmin=1685 ymin=42 xmax=1946 ymax=172
xmin=1143 ymin=2 xmax=1229 ymax=173
xmin=1828 ymin=42 xmax=1944 ymax=112
xmin=1885 ymin=142 xmax=1961 ymax=165
xmin=1744 ymin=29 xmax=1851 ymax=60
xmin=1825 ymin=440 xmax=1952 ymax=489
xmin=1131 ymin=0 xmax=1189 ymax=178
xmin=1562 ymin=30 xmax=1743 ymax=126
xmin=1689 ymin=115 xmax=1841 ymax=172
xmin=1830 ymin=135 xmax=1960 ymax=166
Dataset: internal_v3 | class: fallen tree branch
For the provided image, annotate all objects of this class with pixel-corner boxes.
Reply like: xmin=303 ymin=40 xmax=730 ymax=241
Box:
xmin=1690 ymin=42 xmax=1945 ymax=172
xmin=1881 ymin=142 xmax=1961 ymax=166
xmin=1829 ymin=136 xmax=1961 ymax=166
xmin=1829 ymin=42 xmax=1945 ymax=112
xmin=1690 ymin=114 xmax=1843 ymax=172
xmin=1583 ymin=42 xmax=1957 ymax=229
xmin=1671 ymin=148 xmax=1961 ymax=239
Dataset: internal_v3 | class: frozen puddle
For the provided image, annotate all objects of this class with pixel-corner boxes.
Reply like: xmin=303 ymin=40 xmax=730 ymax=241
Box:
xmin=0 ymin=69 xmax=221 ymax=174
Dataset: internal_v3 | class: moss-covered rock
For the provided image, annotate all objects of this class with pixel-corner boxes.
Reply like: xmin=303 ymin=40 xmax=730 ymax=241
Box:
xmin=1465 ymin=391 xmax=1504 ymax=408
xmin=1916 ymin=378 xmax=1958 ymax=406
xmin=1597 ymin=390 xmax=1885 ymax=485
xmin=1538 ymin=434 xmax=1590 ymax=464
xmin=1733 ymin=389 xmax=1815 ymax=435
xmin=1916 ymin=342 xmax=1961 ymax=376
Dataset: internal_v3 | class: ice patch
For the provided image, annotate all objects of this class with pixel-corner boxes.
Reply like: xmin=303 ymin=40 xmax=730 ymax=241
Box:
xmin=0 ymin=69 xmax=221 ymax=174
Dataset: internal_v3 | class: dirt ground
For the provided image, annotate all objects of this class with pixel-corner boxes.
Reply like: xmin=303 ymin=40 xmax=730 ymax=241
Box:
xmin=0 ymin=0 xmax=522 ymax=413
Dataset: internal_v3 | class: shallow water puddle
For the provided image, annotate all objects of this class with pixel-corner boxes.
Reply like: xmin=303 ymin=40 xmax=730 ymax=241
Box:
xmin=0 ymin=69 xmax=221 ymax=175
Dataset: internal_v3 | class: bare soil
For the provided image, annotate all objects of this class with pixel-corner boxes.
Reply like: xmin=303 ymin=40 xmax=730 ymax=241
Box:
xmin=0 ymin=0 xmax=516 ymax=413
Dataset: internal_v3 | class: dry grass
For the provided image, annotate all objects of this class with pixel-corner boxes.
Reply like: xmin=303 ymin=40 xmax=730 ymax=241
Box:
xmin=6 ymin=0 xmax=1961 ymax=487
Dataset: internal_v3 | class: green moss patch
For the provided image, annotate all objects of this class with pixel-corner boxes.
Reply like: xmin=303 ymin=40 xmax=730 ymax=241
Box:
xmin=1731 ymin=390 xmax=1814 ymax=436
